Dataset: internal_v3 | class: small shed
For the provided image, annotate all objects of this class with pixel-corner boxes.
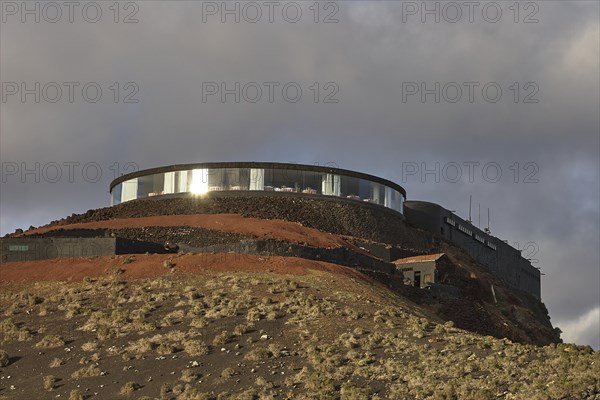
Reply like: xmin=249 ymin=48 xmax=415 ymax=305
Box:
xmin=392 ymin=253 xmax=446 ymax=288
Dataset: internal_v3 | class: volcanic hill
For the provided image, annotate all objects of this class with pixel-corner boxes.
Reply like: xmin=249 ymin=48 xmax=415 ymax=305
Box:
xmin=1 ymin=196 xmax=597 ymax=399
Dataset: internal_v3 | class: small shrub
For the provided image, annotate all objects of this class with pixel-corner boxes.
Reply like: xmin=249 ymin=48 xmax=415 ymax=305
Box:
xmin=185 ymin=289 xmax=202 ymax=301
xmin=212 ymin=330 xmax=232 ymax=346
xmin=175 ymin=384 xmax=210 ymax=400
xmin=267 ymin=343 xmax=285 ymax=358
xmin=163 ymin=259 xmax=175 ymax=269
xmin=182 ymin=340 xmax=209 ymax=356
xmin=190 ymin=317 xmax=208 ymax=328
xmin=413 ymin=331 xmax=425 ymax=339
xmin=0 ymin=319 xmax=19 ymax=341
xmin=81 ymin=341 xmax=99 ymax=352
xmin=244 ymin=347 xmax=271 ymax=361
xmin=96 ymin=325 xmax=117 ymax=341
xmin=220 ymin=367 xmax=236 ymax=379
xmin=233 ymin=322 xmax=254 ymax=336
xmin=26 ymin=294 xmax=44 ymax=306
xmin=127 ymin=338 xmax=155 ymax=354
xmin=17 ymin=327 xmax=32 ymax=342
xmin=0 ymin=349 xmax=9 ymax=367
xmin=255 ymin=376 xmax=274 ymax=389
xmin=339 ymin=333 xmax=360 ymax=349
xmin=71 ymin=364 xmax=102 ymax=379
xmin=180 ymin=369 xmax=198 ymax=383
xmin=166 ymin=330 xmax=186 ymax=342
xmin=353 ymin=327 xmax=366 ymax=336
xmin=160 ymin=383 xmax=171 ymax=398
xmin=119 ymin=381 xmax=141 ymax=396
xmin=69 ymin=389 xmax=84 ymax=400
xmin=246 ymin=308 xmax=261 ymax=321
xmin=122 ymin=256 xmax=134 ymax=264
xmin=161 ymin=310 xmax=185 ymax=326
xmin=110 ymin=308 xmax=130 ymax=325
xmin=266 ymin=310 xmax=281 ymax=320
xmin=43 ymin=375 xmax=56 ymax=391
xmin=156 ymin=343 xmax=178 ymax=355
xmin=49 ymin=358 xmax=63 ymax=368
xmin=35 ymin=334 xmax=65 ymax=348
xmin=340 ymin=382 xmax=370 ymax=399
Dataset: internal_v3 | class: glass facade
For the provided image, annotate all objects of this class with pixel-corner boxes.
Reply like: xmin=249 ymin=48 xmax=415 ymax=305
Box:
xmin=111 ymin=165 xmax=404 ymax=214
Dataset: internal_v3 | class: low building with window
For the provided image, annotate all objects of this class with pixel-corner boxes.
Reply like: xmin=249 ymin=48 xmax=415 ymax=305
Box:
xmin=403 ymin=201 xmax=541 ymax=299
xmin=393 ymin=253 xmax=445 ymax=288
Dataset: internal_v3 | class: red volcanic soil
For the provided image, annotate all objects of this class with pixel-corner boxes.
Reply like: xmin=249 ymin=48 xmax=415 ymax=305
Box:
xmin=0 ymin=253 xmax=370 ymax=284
xmin=23 ymin=214 xmax=345 ymax=249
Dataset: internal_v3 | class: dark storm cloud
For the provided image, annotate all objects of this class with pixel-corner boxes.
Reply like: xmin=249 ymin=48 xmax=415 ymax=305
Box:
xmin=1 ymin=1 xmax=598 ymax=347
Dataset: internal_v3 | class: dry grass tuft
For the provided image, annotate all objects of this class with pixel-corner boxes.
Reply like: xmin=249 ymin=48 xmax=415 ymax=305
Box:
xmin=244 ymin=346 xmax=272 ymax=361
xmin=0 ymin=349 xmax=9 ymax=367
xmin=35 ymin=334 xmax=65 ymax=348
xmin=68 ymin=389 xmax=84 ymax=400
xmin=81 ymin=341 xmax=99 ymax=352
xmin=220 ymin=367 xmax=236 ymax=379
xmin=180 ymin=369 xmax=198 ymax=383
xmin=182 ymin=339 xmax=210 ymax=356
xmin=71 ymin=364 xmax=102 ymax=379
xmin=49 ymin=357 xmax=64 ymax=368
xmin=119 ymin=381 xmax=141 ymax=396
xmin=212 ymin=330 xmax=232 ymax=346
xmin=156 ymin=343 xmax=179 ymax=355
xmin=43 ymin=375 xmax=56 ymax=391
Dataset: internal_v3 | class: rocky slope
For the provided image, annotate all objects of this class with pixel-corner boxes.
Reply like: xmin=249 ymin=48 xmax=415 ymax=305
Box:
xmin=0 ymin=256 xmax=597 ymax=400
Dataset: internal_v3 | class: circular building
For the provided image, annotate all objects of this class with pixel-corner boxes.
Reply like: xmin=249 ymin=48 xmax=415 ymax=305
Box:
xmin=109 ymin=162 xmax=406 ymax=214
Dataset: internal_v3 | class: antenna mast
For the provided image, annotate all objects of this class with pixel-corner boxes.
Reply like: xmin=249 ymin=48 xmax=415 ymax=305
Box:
xmin=468 ymin=195 xmax=472 ymax=223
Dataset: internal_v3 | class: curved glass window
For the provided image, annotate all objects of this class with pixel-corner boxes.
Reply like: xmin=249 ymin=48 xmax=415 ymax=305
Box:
xmin=111 ymin=166 xmax=404 ymax=214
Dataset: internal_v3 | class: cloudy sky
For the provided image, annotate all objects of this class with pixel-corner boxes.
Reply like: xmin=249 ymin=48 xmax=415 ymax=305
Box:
xmin=1 ymin=1 xmax=598 ymax=348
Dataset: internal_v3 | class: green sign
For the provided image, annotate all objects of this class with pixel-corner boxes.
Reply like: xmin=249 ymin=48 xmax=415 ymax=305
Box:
xmin=8 ymin=245 xmax=29 ymax=251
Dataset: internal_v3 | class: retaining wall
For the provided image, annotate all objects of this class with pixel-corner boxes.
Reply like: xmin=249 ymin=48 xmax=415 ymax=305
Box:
xmin=0 ymin=237 xmax=167 ymax=262
xmin=179 ymin=239 xmax=397 ymax=275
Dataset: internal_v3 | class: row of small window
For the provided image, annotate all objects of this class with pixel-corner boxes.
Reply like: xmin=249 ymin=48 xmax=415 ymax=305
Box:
xmin=8 ymin=245 xmax=29 ymax=251
xmin=458 ymin=224 xmax=473 ymax=236
xmin=445 ymin=217 xmax=497 ymax=250
xmin=444 ymin=217 xmax=456 ymax=227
